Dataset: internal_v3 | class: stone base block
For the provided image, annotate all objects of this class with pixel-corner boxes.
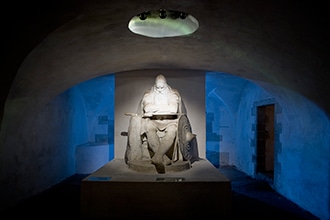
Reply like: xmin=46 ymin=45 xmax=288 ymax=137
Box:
xmin=81 ymin=158 xmax=232 ymax=218
xmin=128 ymin=159 xmax=191 ymax=173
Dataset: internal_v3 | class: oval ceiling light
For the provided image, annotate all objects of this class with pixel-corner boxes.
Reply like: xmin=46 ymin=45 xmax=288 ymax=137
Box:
xmin=128 ymin=9 xmax=199 ymax=38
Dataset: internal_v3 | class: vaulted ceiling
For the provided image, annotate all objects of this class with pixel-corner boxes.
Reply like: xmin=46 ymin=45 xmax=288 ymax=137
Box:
xmin=3 ymin=0 xmax=330 ymax=122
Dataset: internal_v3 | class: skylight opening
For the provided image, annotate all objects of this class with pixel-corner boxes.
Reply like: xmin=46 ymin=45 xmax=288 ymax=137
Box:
xmin=128 ymin=9 xmax=199 ymax=38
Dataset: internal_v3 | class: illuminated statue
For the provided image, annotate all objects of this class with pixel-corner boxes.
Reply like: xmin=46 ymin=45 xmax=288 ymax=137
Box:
xmin=124 ymin=74 xmax=198 ymax=173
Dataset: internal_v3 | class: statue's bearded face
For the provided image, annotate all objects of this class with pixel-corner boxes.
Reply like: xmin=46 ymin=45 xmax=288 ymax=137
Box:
xmin=155 ymin=80 xmax=167 ymax=94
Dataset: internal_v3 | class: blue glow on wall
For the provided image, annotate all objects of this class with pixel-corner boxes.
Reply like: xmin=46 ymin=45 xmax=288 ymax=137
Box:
xmin=206 ymin=73 xmax=226 ymax=167
xmin=206 ymin=72 xmax=253 ymax=167
xmin=79 ymin=74 xmax=115 ymax=160
xmin=74 ymin=74 xmax=115 ymax=171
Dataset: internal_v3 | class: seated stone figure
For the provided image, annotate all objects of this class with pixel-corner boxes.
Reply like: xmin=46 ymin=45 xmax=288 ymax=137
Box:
xmin=124 ymin=74 xmax=198 ymax=173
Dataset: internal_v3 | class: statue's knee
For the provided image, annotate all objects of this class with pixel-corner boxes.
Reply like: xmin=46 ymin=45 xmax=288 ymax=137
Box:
xmin=145 ymin=125 xmax=157 ymax=134
xmin=167 ymin=125 xmax=177 ymax=136
xmin=129 ymin=115 xmax=141 ymax=126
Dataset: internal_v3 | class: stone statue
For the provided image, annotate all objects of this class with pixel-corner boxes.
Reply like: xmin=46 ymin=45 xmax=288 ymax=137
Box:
xmin=124 ymin=74 xmax=198 ymax=173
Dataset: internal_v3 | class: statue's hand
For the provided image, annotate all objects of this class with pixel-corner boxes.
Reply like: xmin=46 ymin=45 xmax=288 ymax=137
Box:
xmin=143 ymin=112 xmax=153 ymax=117
xmin=124 ymin=112 xmax=138 ymax=116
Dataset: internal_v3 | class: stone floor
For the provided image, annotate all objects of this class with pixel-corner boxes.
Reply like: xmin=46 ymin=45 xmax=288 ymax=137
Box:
xmin=1 ymin=165 xmax=319 ymax=219
xmin=219 ymin=165 xmax=319 ymax=219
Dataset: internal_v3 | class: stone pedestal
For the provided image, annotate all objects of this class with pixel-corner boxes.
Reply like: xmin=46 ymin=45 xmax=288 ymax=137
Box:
xmin=80 ymin=158 xmax=232 ymax=218
xmin=127 ymin=159 xmax=191 ymax=173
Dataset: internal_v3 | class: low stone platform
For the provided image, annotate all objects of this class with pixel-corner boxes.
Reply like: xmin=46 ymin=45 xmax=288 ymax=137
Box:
xmin=80 ymin=158 xmax=232 ymax=218
xmin=127 ymin=159 xmax=191 ymax=173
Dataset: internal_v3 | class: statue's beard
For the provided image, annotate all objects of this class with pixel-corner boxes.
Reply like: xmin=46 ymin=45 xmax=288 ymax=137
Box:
xmin=155 ymin=87 xmax=168 ymax=95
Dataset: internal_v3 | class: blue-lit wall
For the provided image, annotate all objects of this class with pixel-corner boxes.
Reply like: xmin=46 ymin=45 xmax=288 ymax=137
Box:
xmin=206 ymin=72 xmax=330 ymax=219
xmin=72 ymin=74 xmax=115 ymax=173
xmin=206 ymin=72 xmax=259 ymax=167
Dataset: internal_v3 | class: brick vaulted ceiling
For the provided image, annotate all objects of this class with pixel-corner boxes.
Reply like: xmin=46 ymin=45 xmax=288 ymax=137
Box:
xmin=3 ymin=0 xmax=330 ymax=121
